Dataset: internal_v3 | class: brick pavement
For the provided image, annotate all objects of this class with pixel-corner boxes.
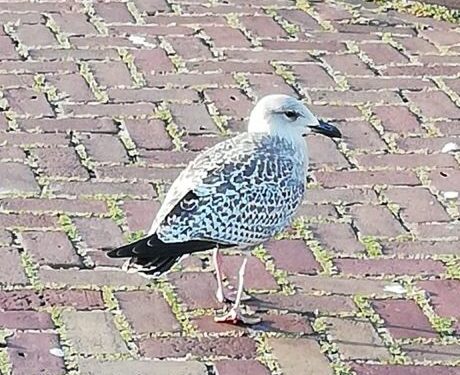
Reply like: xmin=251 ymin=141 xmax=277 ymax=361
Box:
xmin=0 ymin=0 xmax=459 ymax=374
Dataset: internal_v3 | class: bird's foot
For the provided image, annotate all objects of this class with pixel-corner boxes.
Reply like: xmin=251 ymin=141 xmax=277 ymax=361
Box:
xmin=214 ymin=307 xmax=261 ymax=325
xmin=216 ymin=287 xmax=251 ymax=304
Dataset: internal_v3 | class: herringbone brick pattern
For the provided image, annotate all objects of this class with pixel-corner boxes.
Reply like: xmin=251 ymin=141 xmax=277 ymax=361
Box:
xmin=0 ymin=0 xmax=459 ymax=374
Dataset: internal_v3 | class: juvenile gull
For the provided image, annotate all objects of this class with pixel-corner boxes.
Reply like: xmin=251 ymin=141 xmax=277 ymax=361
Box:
xmin=107 ymin=94 xmax=341 ymax=323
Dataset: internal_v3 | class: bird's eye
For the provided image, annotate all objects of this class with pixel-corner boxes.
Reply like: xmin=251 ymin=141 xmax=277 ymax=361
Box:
xmin=284 ymin=111 xmax=299 ymax=120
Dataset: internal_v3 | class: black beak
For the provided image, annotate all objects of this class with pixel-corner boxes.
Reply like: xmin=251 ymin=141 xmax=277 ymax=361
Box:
xmin=309 ymin=120 xmax=342 ymax=138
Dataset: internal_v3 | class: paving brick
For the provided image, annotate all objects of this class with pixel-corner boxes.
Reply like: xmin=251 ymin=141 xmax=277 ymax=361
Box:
xmin=373 ymin=106 xmax=421 ymax=133
xmin=169 ymin=271 xmax=220 ymax=309
xmin=7 ymin=332 xmax=65 ymax=375
xmin=0 ymin=197 xmax=107 ymax=215
xmin=247 ymin=73 xmax=297 ymax=99
xmin=372 ymin=299 xmax=437 ymax=339
xmin=0 ymin=162 xmax=40 ymax=194
xmin=214 ymin=360 xmax=270 ymax=375
xmin=0 ymin=247 xmax=28 ymax=285
xmin=307 ymin=187 xmax=378 ymax=204
xmin=139 ymin=336 xmax=257 ymax=359
xmin=241 ymin=15 xmax=287 ymax=38
xmin=73 ymin=217 xmax=124 ymax=249
xmin=61 ymin=310 xmax=128 ymax=354
xmin=134 ymin=0 xmax=170 ymax=13
xmin=0 ymin=132 xmax=68 ymax=147
xmin=395 ymin=36 xmax=438 ymax=54
xmin=327 ymin=317 xmax=391 ymax=360
xmin=382 ymin=240 xmax=460 ymax=256
xmin=385 ymin=187 xmax=450 ymax=223
xmin=406 ymin=90 xmax=460 ymax=119
xmin=335 ymin=258 xmax=445 ymax=276
xmin=308 ymin=135 xmax=349 ymax=168
xmin=310 ymin=222 xmax=365 ymax=255
xmin=95 ymin=1 xmax=134 ymax=23
xmin=90 ymin=61 xmax=133 ymax=87
xmin=191 ymin=315 xmax=245 ymax=334
xmin=132 ymin=48 xmax=174 ymax=75
xmin=41 ymin=289 xmax=105 ymax=310
xmin=51 ymin=12 xmax=97 ymax=35
xmin=397 ymin=136 xmax=459 ymax=153
xmin=80 ymin=133 xmax=129 ymax=163
xmin=203 ymin=26 xmax=251 ymax=48
xmin=20 ymin=117 xmax=118 ymax=133
xmin=20 ymin=231 xmax=81 ymax=267
xmin=16 ymin=24 xmax=58 ymax=47
xmin=289 ymin=275 xmax=402 ymax=296
xmin=252 ymin=293 xmax=356 ymax=314
xmin=420 ymin=30 xmax=460 ymax=46
xmin=254 ymin=313 xmax=313 ymax=335
xmin=335 ymin=120 xmax=387 ymax=151
xmin=348 ymin=76 xmax=433 ymax=90
xmin=348 ymin=205 xmax=407 ymax=237
xmin=0 ymin=213 xmax=58 ymax=230
xmin=316 ymin=170 xmax=420 ymax=188
xmin=205 ymin=88 xmax=253 ymax=120
xmin=294 ymin=203 xmax=338 ymax=221
xmin=352 ymin=364 xmax=460 ymax=375
xmin=0 ymin=228 xmax=12 ymax=245
xmin=116 ymin=290 xmax=180 ymax=334
xmin=0 ymin=311 xmax=53 ymax=329
xmin=79 ymin=359 xmax=207 ymax=375
xmin=292 ymin=63 xmax=336 ymax=89
xmin=34 ymin=148 xmax=89 ymax=179
xmin=356 ymin=153 xmax=457 ymax=169
xmin=124 ymin=118 xmax=173 ymax=150
xmin=167 ymin=35 xmax=212 ymax=60
xmin=5 ymin=88 xmax=54 ymax=116
xmin=220 ymin=255 xmax=278 ymax=290
xmin=323 ymin=54 xmax=375 ymax=76
xmin=122 ymin=200 xmax=159 ymax=232
xmin=384 ymin=65 xmax=460 ymax=77
xmin=414 ymin=222 xmax=460 ymax=241
xmin=170 ymin=103 xmax=218 ymax=134
xmin=429 ymin=168 xmax=460 ymax=192
xmin=48 ymin=180 xmax=156 ymax=198
xmin=360 ymin=43 xmax=408 ymax=65
xmin=265 ymin=239 xmax=321 ymax=274
xmin=277 ymin=9 xmax=320 ymax=31
xmin=0 ymin=36 xmax=19 ymax=60
xmin=268 ymin=337 xmax=333 ymax=375
xmin=310 ymin=90 xmax=402 ymax=105
xmin=47 ymin=73 xmax=95 ymax=102
xmin=402 ymin=343 xmax=460 ymax=362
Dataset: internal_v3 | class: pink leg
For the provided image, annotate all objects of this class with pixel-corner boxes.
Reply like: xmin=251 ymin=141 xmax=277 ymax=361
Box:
xmin=213 ymin=247 xmax=225 ymax=303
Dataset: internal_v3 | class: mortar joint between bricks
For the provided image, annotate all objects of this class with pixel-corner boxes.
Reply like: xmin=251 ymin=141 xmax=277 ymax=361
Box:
xmin=381 ymin=32 xmax=417 ymax=64
xmin=113 ymin=117 xmax=140 ymax=164
xmin=199 ymin=90 xmax=231 ymax=136
xmin=304 ymin=6 xmax=335 ymax=32
xmin=302 ymin=226 xmax=337 ymax=275
xmin=82 ymin=0 xmax=109 ymax=36
xmin=3 ymin=21 xmax=29 ymax=59
xmin=264 ymin=7 xmax=300 ymax=38
xmin=315 ymin=55 xmax=350 ymax=92
xmin=432 ymin=77 xmax=460 ymax=108
xmin=102 ymin=286 xmax=140 ymax=357
xmin=22 ymin=147 xmax=49 ymax=197
xmin=158 ymin=36 xmax=188 ymax=74
xmin=117 ymin=48 xmax=146 ymax=88
xmin=345 ymin=41 xmax=382 ymax=76
xmin=225 ymin=13 xmax=261 ymax=48
xmin=0 ymin=328 xmax=12 ymax=375
xmin=126 ymin=0 xmax=146 ymax=25
xmin=69 ymin=130 xmax=98 ymax=179
xmin=78 ymin=61 xmax=109 ymax=103
xmin=194 ymin=28 xmax=223 ymax=59
xmin=33 ymin=73 xmax=66 ymax=118
xmin=154 ymin=101 xmax=186 ymax=151
xmin=58 ymin=213 xmax=95 ymax=269
xmin=44 ymin=13 xmax=72 ymax=49
xmin=270 ymin=62 xmax=308 ymax=100
xmin=253 ymin=334 xmax=283 ymax=375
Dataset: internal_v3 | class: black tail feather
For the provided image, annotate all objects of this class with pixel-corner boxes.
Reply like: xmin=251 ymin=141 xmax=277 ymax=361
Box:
xmin=107 ymin=233 xmax=233 ymax=276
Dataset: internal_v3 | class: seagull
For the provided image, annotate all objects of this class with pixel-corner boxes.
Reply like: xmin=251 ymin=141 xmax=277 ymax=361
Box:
xmin=107 ymin=94 xmax=341 ymax=324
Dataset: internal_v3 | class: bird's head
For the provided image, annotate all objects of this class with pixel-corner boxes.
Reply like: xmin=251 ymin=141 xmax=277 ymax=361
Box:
xmin=248 ymin=94 xmax=341 ymax=141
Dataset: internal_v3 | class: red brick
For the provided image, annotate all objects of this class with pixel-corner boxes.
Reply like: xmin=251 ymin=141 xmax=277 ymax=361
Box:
xmin=0 ymin=162 xmax=39 ymax=194
xmin=0 ymin=247 xmax=27 ymax=285
xmin=356 ymin=153 xmax=457 ymax=169
xmin=373 ymin=106 xmax=421 ymax=133
xmin=215 ymin=360 xmax=270 ymax=375
xmin=90 ymin=61 xmax=133 ymax=87
xmin=0 ymin=36 xmax=19 ymax=60
xmin=0 ymin=146 xmax=25 ymax=160
xmin=169 ymin=271 xmax=220 ymax=309
xmin=147 ymin=72 xmax=235 ymax=88
xmin=385 ymin=187 xmax=450 ymax=223
xmin=134 ymin=0 xmax=170 ymax=13
xmin=97 ymin=165 xmax=181 ymax=182
xmin=220 ymin=255 xmax=278 ymax=290
xmin=116 ymin=291 xmax=180 ymax=334
xmin=0 ymin=61 xmax=77 ymax=74
xmin=81 ymin=133 xmax=129 ymax=163
xmin=20 ymin=117 xmax=117 ymax=133
xmin=255 ymin=313 xmax=313 ymax=334
xmin=0 ymin=290 xmax=41 ymax=310
xmin=124 ymin=118 xmax=173 ymax=150
xmin=360 ymin=43 xmax=408 ymax=65
xmin=397 ymin=136 xmax=459 ymax=153
xmin=51 ymin=12 xmax=97 ymax=35
xmin=429 ymin=168 xmax=460 ymax=192
xmin=0 ymin=132 xmax=68 ymax=147
xmin=310 ymin=222 xmax=365 ymax=255
xmin=252 ymin=293 xmax=356 ymax=314
xmin=133 ymin=49 xmax=174 ymax=75
xmin=348 ymin=205 xmax=407 ymax=237
xmin=114 ymin=24 xmax=194 ymax=36
xmin=16 ymin=24 xmax=58 ymax=47
xmin=0 ymin=311 xmax=53 ymax=329
xmin=0 ymin=197 xmax=107 ymax=215
xmin=420 ymin=30 xmax=460 ymax=46
xmin=184 ymin=134 xmax=227 ymax=150
xmin=188 ymin=60 xmax=272 ymax=74
xmin=170 ymin=103 xmax=218 ymax=134
xmin=192 ymin=315 xmax=245 ymax=334
xmin=5 ymin=88 xmax=54 ymax=116
xmin=307 ymin=187 xmax=378 ymax=204
xmin=8 ymin=332 xmax=65 ymax=375
xmin=418 ymin=280 xmax=460 ymax=326
xmin=109 ymin=87 xmax=199 ymax=103
xmin=384 ymin=65 xmax=460 ymax=77
xmin=34 ymin=148 xmax=89 ymax=179
xmin=335 ymin=258 xmax=445 ymax=276
xmin=382 ymin=240 xmax=460 ymax=256
xmin=292 ymin=63 xmax=336 ymax=89
xmin=323 ymin=54 xmax=375 ymax=76
xmin=406 ymin=90 xmax=460 ymax=119
xmin=348 ymin=76 xmax=433 ymax=90
xmin=352 ymin=364 xmax=460 ymax=375
xmin=316 ymin=170 xmax=420 ymax=188
xmin=42 ymin=289 xmax=105 ymax=310
xmin=167 ymin=35 xmax=212 ymax=60
xmin=247 ymin=74 xmax=297 ymax=98
xmin=73 ymin=217 xmax=124 ymax=249
xmin=414 ymin=222 xmax=459 ymax=240
xmin=123 ymin=200 xmax=160 ymax=232
xmin=240 ymin=15 xmax=287 ymax=38
xmin=294 ymin=203 xmax=338 ymax=221
xmin=262 ymin=39 xmax=344 ymax=52
xmin=203 ymin=26 xmax=251 ymax=48
xmin=140 ymin=336 xmax=257 ymax=359
xmin=309 ymin=104 xmax=362 ymax=120
xmin=95 ymin=2 xmax=134 ymax=23
xmin=394 ymin=36 xmax=438 ymax=54
xmin=64 ymin=102 xmax=155 ymax=117
xmin=277 ymin=9 xmax=320 ymax=31
xmin=265 ymin=239 xmax=321 ymax=274
xmin=49 ymin=180 xmax=156 ymax=198
xmin=47 ymin=73 xmax=94 ymax=102
xmin=308 ymin=135 xmax=349 ymax=168
xmin=310 ymin=90 xmax=402 ymax=105
xmin=20 ymin=231 xmax=81 ymax=267
xmin=314 ymin=2 xmax=351 ymax=20
xmin=0 ymin=213 xmax=57 ymax=229
xmin=226 ymin=49 xmax=316 ymax=64
xmin=205 ymin=88 xmax=253 ymax=120
xmin=337 ymin=120 xmax=387 ymax=151
xmin=0 ymin=228 xmax=12 ymax=245
xmin=372 ymin=299 xmax=437 ymax=338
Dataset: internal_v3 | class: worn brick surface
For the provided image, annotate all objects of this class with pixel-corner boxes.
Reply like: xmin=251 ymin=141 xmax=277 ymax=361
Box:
xmin=1 ymin=1 xmax=460 ymax=373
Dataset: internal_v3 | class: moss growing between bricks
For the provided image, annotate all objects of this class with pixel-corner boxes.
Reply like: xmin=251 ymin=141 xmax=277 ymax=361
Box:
xmin=118 ymin=48 xmax=146 ymax=88
xmin=78 ymin=62 xmax=109 ymax=103
xmin=155 ymin=102 xmax=185 ymax=150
